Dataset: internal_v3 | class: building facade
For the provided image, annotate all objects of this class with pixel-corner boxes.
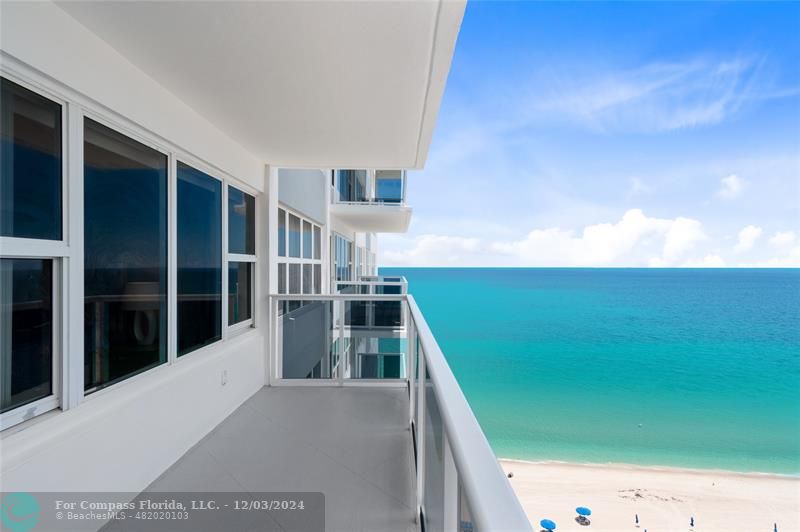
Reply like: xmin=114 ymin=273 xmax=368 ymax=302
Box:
xmin=0 ymin=2 xmax=530 ymax=530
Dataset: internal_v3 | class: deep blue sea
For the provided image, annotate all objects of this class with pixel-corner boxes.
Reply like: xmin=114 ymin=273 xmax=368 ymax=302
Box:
xmin=381 ymin=268 xmax=800 ymax=474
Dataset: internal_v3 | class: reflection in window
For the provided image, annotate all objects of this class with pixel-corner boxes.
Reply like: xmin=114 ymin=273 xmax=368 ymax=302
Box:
xmin=84 ymin=118 xmax=167 ymax=392
xmin=288 ymin=214 xmax=300 ymax=258
xmin=278 ymin=263 xmax=286 ymax=294
xmin=228 ymin=186 xmax=255 ymax=255
xmin=278 ymin=208 xmax=286 ymax=257
xmin=314 ymin=264 xmax=321 ymax=294
xmin=178 ymin=162 xmax=222 ymax=355
xmin=289 ymin=264 xmax=300 ymax=294
xmin=375 ymin=170 xmax=403 ymax=203
xmin=0 ymin=259 xmax=52 ymax=413
xmin=303 ymin=264 xmax=312 ymax=294
xmin=303 ymin=220 xmax=312 ymax=259
xmin=0 ymin=78 xmax=62 ymax=240
xmin=228 ymin=262 xmax=252 ymax=325
xmin=334 ymin=233 xmax=352 ymax=282
xmin=314 ymin=226 xmax=321 ymax=260
xmin=335 ymin=169 xmax=367 ymax=202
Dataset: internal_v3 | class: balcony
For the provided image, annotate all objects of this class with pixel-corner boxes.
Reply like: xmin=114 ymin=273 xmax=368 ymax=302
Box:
xmin=330 ymin=170 xmax=412 ymax=232
xmin=266 ymin=293 xmax=532 ymax=531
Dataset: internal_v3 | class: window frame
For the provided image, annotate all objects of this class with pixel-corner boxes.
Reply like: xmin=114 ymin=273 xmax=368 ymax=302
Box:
xmin=0 ymin=73 xmax=67 ymax=430
xmin=227 ymin=184 xmax=257 ymax=332
xmin=0 ymin=63 xmax=260 ymax=430
xmin=275 ymin=205 xmax=323 ymax=296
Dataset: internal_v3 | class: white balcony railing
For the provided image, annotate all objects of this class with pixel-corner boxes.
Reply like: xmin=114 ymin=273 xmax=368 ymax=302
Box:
xmin=269 ymin=293 xmax=532 ymax=531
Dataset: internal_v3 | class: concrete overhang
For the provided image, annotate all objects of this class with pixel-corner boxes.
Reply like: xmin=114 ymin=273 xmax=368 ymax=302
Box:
xmin=330 ymin=203 xmax=412 ymax=233
xmin=56 ymin=1 xmax=465 ymax=169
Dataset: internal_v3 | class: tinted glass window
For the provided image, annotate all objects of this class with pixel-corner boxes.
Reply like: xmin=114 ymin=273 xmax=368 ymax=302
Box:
xmin=228 ymin=186 xmax=254 ymax=255
xmin=228 ymin=262 xmax=252 ymax=325
xmin=289 ymin=263 xmax=300 ymax=294
xmin=0 ymin=78 xmax=62 ymax=240
xmin=278 ymin=263 xmax=286 ymax=294
xmin=0 ymin=258 xmax=52 ymax=413
xmin=313 ymin=226 xmax=321 ymax=260
xmin=314 ymin=264 xmax=321 ymax=294
xmin=302 ymin=220 xmax=312 ymax=259
xmin=302 ymin=263 xmax=312 ymax=294
xmin=278 ymin=208 xmax=286 ymax=257
xmin=178 ymin=162 xmax=222 ymax=355
xmin=288 ymin=214 xmax=300 ymax=258
xmin=84 ymin=118 xmax=167 ymax=392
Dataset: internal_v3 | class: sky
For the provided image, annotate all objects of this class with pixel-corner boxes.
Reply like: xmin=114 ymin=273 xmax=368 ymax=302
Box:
xmin=380 ymin=2 xmax=800 ymax=267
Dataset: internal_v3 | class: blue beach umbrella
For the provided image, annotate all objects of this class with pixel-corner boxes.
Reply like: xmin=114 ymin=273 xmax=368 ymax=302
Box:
xmin=576 ymin=507 xmax=592 ymax=517
xmin=540 ymin=518 xmax=557 ymax=531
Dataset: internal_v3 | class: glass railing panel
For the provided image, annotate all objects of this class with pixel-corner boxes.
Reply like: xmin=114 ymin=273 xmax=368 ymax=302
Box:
xmin=423 ymin=360 xmax=445 ymax=531
xmin=344 ymin=333 xmax=407 ymax=380
xmin=278 ymin=299 xmax=337 ymax=379
xmin=458 ymin=482 xmax=476 ymax=532
xmin=375 ymin=170 xmax=404 ymax=204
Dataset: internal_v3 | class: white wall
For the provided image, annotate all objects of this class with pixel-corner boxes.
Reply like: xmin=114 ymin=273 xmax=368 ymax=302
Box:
xmin=0 ymin=332 xmax=265 ymax=493
xmin=278 ymin=168 xmax=327 ymax=224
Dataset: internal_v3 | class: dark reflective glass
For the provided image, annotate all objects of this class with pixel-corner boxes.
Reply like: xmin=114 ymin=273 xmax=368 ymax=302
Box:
xmin=84 ymin=118 xmax=167 ymax=392
xmin=278 ymin=208 xmax=286 ymax=257
xmin=0 ymin=258 xmax=53 ymax=413
xmin=288 ymin=214 xmax=300 ymax=258
xmin=0 ymin=78 xmax=62 ymax=240
xmin=302 ymin=220 xmax=312 ymax=259
xmin=228 ymin=262 xmax=252 ymax=325
xmin=178 ymin=162 xmax=222 ymax=356
xmin=336 ymin=169 xmax=366 ymax=202
xmin=228 ymin=186 xmax=254 ymax=255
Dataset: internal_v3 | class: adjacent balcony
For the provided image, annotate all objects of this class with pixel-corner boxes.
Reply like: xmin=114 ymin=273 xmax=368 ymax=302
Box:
xmin=264 ymin=293 xmax=532 ymax=531
xmin=330 ymin=170 xmax=412 ymax=232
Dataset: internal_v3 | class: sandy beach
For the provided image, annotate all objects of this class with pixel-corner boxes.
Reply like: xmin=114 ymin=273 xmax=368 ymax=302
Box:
xmin=499 ymin=459 xmax=800 ymax=532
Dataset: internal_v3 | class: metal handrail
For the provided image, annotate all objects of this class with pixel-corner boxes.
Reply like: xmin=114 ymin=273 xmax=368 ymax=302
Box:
xmin=407 ymin=294 xmax=532 ymax=531
xmin=269 ymin=294 xmax=404 ymax=301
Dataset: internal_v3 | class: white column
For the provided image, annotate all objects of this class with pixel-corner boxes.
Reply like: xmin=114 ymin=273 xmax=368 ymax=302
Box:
xmin=264 ymin=165 xmax=278 ymax=385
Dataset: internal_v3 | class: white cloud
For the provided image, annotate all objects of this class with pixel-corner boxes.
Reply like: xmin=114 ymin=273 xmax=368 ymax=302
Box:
xmin=381 ymin=235 xmax=481 ymax=267
xmin=381 ymin=209 xmax=708 ymax=267
xmin=768 ymin=230 xmax=796 ymax=247
xmin=717 ymin=174 xmax=745 ymax=199
xmin=526 ymin=56 xmax=779 ymax=133
xmin=734 ymin=225 xmax=763 ymax=253
xmin=681 ymin=255 xmax=726 ymax=267
xmin=738 ymin=246 xmax=800 ymax=267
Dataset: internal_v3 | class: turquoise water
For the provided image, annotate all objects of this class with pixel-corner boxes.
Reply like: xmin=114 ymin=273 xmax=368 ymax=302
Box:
xmin=381 ymin=268 xmax=800 ymax=474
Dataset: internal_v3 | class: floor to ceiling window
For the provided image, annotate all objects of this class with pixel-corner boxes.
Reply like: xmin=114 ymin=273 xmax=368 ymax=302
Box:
xmin=83 ymin=118 xmax=168 ymax=392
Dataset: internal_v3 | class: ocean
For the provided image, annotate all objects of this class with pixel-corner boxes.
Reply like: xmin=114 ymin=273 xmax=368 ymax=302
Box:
xmin=380 ymin=268 xmax=800 ymax=475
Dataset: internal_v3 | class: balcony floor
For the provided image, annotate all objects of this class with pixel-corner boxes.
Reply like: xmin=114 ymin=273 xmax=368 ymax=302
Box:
xmin=142 ymin=386 xmax=418 ymax=532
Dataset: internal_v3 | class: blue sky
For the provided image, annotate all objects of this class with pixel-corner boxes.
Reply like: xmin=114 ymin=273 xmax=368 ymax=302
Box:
xmin=380 ymin=2 xmax=800 ymax=267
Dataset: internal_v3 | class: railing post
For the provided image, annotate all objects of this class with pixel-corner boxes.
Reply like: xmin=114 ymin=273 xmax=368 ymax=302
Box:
xmin=416 ymin=341 xmax=426 ymax=524
xmin=407 ymin=312 xmax=416 ymax=426
xmin=443 ymin=433 xmax=459 ymax=531
xmin=338 ymin=298 xmax=345 ymax=385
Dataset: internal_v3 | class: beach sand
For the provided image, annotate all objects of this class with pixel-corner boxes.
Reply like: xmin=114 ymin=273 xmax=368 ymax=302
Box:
xmin=499 ymin=459 xmax=800 ymax=532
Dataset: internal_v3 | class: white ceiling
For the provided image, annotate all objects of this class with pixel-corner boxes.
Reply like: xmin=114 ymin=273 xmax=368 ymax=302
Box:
xmin=56 ymin=1 xmax=464 ymax=169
